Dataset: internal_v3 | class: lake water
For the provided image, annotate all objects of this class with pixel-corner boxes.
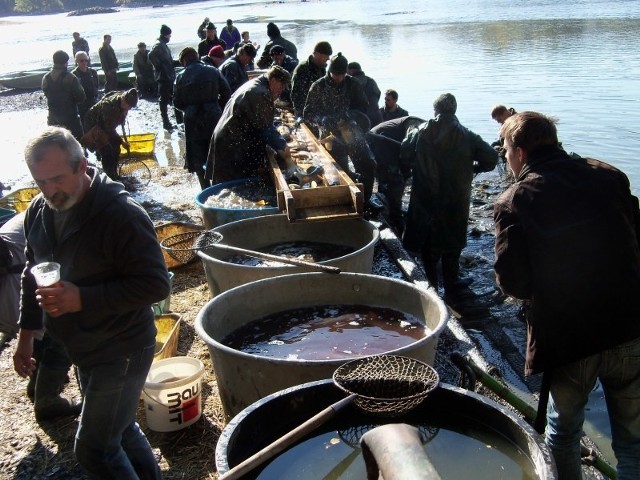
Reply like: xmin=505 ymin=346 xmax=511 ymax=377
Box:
xmin=1 ymin=0 xmax=640 ymax=190
xmin=0 ymin=0 xmax=636 ymax=467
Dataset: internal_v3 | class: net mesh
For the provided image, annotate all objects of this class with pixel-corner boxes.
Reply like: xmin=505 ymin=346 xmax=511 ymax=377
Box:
xmin=160 ymin=230 xmax=223 ymax=264
xmin=333 ymin=355 xmax=439 ymax=417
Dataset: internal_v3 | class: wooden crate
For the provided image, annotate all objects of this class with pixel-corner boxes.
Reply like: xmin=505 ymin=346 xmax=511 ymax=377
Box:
xmin=269 ymin=122 xmax=363 ymax=222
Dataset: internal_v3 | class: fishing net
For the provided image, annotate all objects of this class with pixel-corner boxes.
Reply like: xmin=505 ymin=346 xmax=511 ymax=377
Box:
xmin=118 ymin=158 xmax=151 ymax=186
xmin=160 ymin=230 xmax=223 ymax=264
xmin=333 ymin=354 xmax=439 ymax=417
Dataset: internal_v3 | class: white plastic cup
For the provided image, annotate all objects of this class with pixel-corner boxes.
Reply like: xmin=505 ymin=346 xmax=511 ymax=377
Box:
xmin=31 ymin=262 xmax=61 ymax=287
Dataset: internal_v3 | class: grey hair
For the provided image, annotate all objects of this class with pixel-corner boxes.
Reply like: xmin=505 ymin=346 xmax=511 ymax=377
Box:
xmin=24 ymin=127 xmax=84 ymax=173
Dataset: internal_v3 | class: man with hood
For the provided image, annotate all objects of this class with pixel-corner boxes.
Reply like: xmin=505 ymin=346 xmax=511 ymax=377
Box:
xmin=174 ymin=47 xmax=231 ymax=189
xmin=291 ymin=40 xmax=332 ymax=117
xmin=402 ymin=93 xmax=498 ymax=296
xmin=303 ymin=52 xmax=376 ymax=205
xmin=348 ymin=61 xmax=383 ymax=127
xmin=220 ymin=19 xmax=241 ymax=48
xmin=13 ymin=126 xmax=169 ymax=479
xmin=42 ymin=50 xmax=86 ymax=143
xmin=257 ymin=22 xmax=297 ymax=69
xmin=149 ymin=24 xmax=177 ymax=130
xmin=205 ymin=65 xmax=294 ymax=184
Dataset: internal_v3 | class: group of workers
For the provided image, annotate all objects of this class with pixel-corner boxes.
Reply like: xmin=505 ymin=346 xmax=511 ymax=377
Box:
xmin=2 ymin=16 xmax=639 ymax=480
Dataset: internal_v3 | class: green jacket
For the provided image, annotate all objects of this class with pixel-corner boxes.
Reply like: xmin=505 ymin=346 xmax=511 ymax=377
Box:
xmin=402 ymin=113 xmax=498 ymax=253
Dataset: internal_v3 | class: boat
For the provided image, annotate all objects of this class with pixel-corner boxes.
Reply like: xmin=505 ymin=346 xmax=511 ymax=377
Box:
xmin=96 ymin=61 xmax=135 ymax=88
xmin=0 ymin=69 xmax=50 ymax=89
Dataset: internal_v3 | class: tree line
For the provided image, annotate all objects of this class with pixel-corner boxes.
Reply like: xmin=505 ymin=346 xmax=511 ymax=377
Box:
xmin=1 ymin=0 xmax=148 ymax=14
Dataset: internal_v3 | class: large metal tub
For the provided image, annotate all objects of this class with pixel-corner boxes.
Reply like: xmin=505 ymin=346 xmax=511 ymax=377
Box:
xmin=195 ymin=272 xmax=449 ymax=419
xmin=197 ymin=214 xmax=379 ymax=298
xmin=216 ymin=379 xmax=557 ymax=479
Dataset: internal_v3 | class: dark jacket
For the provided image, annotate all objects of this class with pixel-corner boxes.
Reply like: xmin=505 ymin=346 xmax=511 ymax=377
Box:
xmin=98 ymin=43 xmax=118 ymax=71
xmin=174 ymin=61 xmax=231 ymax=142
xmin=257 ymin=36 xmax=297 ymax=69
xmin=198 ymin=37 xmax=226 ymax=58
xmin=402 ymin=113 xmax=498 ymax=253
xmin=291 ymin=55 xmax=326 ymax=117
xmin=42 ymin=66 xmax=86 ymax=139
xmin=133 ymin=49 xmax=155 ymax=80
xmin=494 ymin=147 xmax=640 ymax=375
xmin=205 ymin=75 xmax=286 ymax=183
xmin=350 ymin=70 xmax=382 ymax=127
xmin=303 ymin=73 xmax=369 ymax=127
xmin=72 ymin=37 xmax=89 ymax=56
xmin=71 ymin=66 xmax=99 ymax=121
xmin=19 ymin=169 xmax=170 ymax=366
xmin=220 ymin=55 xmax=249 ymax=94
xmin=149 ymin=37 xmax=175 ymax=84
xmin=220 ymin=26 xmax=241 ymax=48
xmin=380 ymin=105 xmax=409 ymax=122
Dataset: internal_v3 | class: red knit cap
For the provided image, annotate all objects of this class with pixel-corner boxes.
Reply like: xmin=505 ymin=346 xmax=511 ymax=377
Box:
xmin=208 ymin=45 xmax=225 ymax=59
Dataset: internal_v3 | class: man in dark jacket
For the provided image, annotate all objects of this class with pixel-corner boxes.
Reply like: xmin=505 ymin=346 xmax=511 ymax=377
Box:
xmin=291 ymin=41 xmax=332 ymax=117
xmin=174 ymin=47 xmax=231 ymax=189
xmin=150 ymin=24 xmax=177 ymax=130
xmin=494 ymin=111 xmax=640 ymax=480
xmin=205 ymin=65 xmax=293 ymax=184
xmin=402 ymin=93 xmax=497 ymax=294
xmin=348 ymin=61 xmax=382 ymax=127
xmin=304 ymin=52 xmax=376 ymax=204
xmin=257 ymin=22 xmax=297 ymax=69
xmin=132 ymin=42 xmax=157 ymax=99
xmin=220 ymin=43 xmax=256 ymax=94
xmin=13 ymin=126 xmax=169 ymax=479
xmin=42 ymin=50 xmax=86 ymax=143
xmin=98 ymin=34 xmax=119 ymax=93
xmin=72 ymin=51 xmax=99 ymax=127
xmin=71 ymin=32 xmax=89 ymax=58
xmin=366 ymin=116 xmax=425 ymax=235
xmin=380 ymin=89 xmax=409 ymax=122
xmin=198 ymin=22 xmax=226 ymax=58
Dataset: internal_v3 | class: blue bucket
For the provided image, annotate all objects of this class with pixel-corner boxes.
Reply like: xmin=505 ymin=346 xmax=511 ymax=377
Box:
xmin=195 ymin=177 xmax=280 ymax=229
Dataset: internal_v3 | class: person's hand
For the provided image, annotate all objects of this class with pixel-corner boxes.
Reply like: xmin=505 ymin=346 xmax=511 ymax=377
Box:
xmin=35 ymin=280 xmax=82 ymax=317
xmin=13 ymin=331 xmax=36 ymax=378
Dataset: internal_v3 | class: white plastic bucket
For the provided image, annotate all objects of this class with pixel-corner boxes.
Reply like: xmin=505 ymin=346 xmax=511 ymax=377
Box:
xmin=143 ymin=356 xmax=204 ymax=432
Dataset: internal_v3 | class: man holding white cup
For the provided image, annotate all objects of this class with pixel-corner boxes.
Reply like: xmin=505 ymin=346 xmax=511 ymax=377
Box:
xmin=13 ymin=126 xmax=170 ymax=479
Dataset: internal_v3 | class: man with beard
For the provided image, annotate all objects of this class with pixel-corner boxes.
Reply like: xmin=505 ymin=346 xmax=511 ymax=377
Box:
xmin=205 ymin=65 xmax=294 ymax=184
xmin=13 ymin=126 xmax=169 ymax=479
xmin=42 ymin=50 xmax=86 ymax=143
xmin=290 ymin=40 xmax=332 ymax=117
xmin=174 ymin=47 xmax=231 ymax=189
xmin=150 ymin=24 xmax=177 ymax=130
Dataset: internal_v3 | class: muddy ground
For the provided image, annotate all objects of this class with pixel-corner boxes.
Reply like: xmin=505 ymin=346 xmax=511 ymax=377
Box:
xmin=0 ymin=88 xmax=606 ymax=479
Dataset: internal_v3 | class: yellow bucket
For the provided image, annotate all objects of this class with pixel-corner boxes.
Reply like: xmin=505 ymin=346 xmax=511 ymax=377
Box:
xmin=120 ymin=133 xmax=156 ymax=156
xmin=154 ymin=313 xmax=181 ymax=362
xmin=0 ymin=187 xmax=40 ymax=213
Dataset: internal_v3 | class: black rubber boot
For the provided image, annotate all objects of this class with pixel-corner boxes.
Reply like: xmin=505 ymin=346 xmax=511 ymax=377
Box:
xmin=34 ymin=365 xmax=82 ymax=421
